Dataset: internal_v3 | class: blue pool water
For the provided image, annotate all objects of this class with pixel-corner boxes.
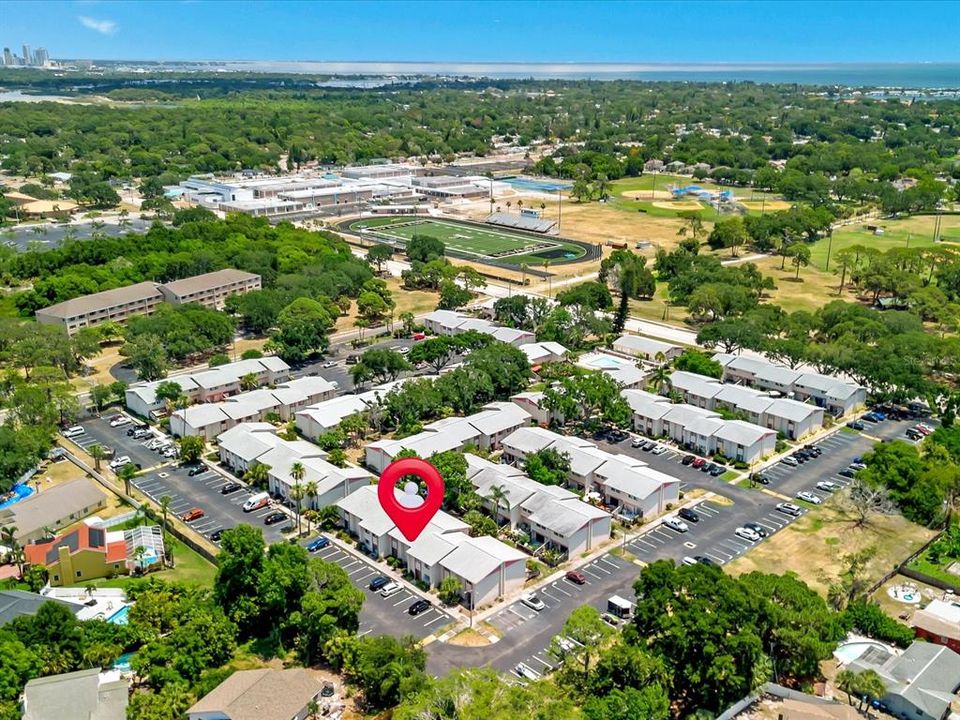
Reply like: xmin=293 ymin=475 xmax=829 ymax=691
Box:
xmin=0 ymin=483 xmax=34 ymax=511
xmin=585 ymin=356 xmax=627 ymax=370
xmin=503 ymin=177 xmax=572 ymax=193
xmin=113 ymin=652 xmax=134 ymax=672
xmin=107 ymin=606 xmax=130 ymax=625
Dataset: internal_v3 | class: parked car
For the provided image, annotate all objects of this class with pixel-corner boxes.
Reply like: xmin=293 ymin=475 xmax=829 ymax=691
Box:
xmin=554 ymin=635 xmax=578 ymax=654
xmin=681 ymin=455 xmax=695 ymax=466
xmin=321 ymin=360 xmax=337 ymax=369
xmin=320 ymin=682 xmax=335 ymax=698
xmin=862 ymin=412 xmax=881 ymax=423
xmin=345 ymin=355 xmax=360 ymax=365
xmin=520 ymin=593 xmax=546 ymax=612
xmin=307 ymin=537 xmax=330 ymax=552
xmin=847 ymin=420 xmax=865 ymax=431
xmin=849 ymin=462 xmax=867 ymax=471
xmin=263 ymin=511 xmax=287 ymax=525
xmin=600 ymin=612 xmax=620 ymax=627
xmin=776 ymin=502 xmax=802 ymax=517
xmin=188 ymin=465 xmax=205 ymax=477
xmin=735 ymin=526 xmax=761 ymax=542
xmin=220 ymin=482 xmax=242 ymax=495
xmin=181 ymin=508 xmax=205 ymax=522
xmin=109 ymin=455 xmax=131 ymax=469
xmin=906 ymin=428 xmax=924 ymax=441
xmin=110 ymin=416 xmax=130 ymax=428
xmin=682 ymin=556 xmax=699 ymax=566
xmin=751 ymin=473 xmax=771 ymax=485
xmin=796 ymin=491 xmax=823 ymax=505
xmin=408 ymin=599 xmax=431 ymax=615
xmin=816 ymin=481 xmax=839 ymax=492
xmin=398 ymin=346 xmax=411 ymax=355
xmin=380 ymin=582 xmax=403 ymax=598
xmin=781 ymin=456 xmax=799 ymax=467
xmin=209 ymin=529 xmax=225 ymax=542
xmin=62 ymin=425 xmax=86 ymax=438
xmin=652 ymin=444 xmax=668 ymax=455
xmin=663 ymin=517 xmax=689 ymax=533
xmin=694 ymin=555 xmax=717 ymax=566
xmin=678 ymin=507 xmax=700 ymax=523
xmin=514 ymin=663 xmax=541 ymax=681
xmin=791 ymin=452 xmax=807 ymax=464
xmin=708 ymin=464 xmax=725 ymax=477
xmin=565 ymin=570 xmax=587 ymax=585
xmin=839 ymin=467 xmax=858 ymax=478
xmin=369 ymin=575 xmax=390 ymax=591
xmin=691 ymin=457 xmax=706 ymax=469
xmin=642 ymin=441 xmax=657 ymax=452
xmin=630 ymin=436 xmax=645 ymax=448
xmin=743 ymin=522 xmax=768 ymax=537
xmin=608 ymin=429 xmax=628 ymax=443
xmin=914 ymin=424 xmax=933 ymax=436
xmin=699 ymin=460 xmax=712 ymax=472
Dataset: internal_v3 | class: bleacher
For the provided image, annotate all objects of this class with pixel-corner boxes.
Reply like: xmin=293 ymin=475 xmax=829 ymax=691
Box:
xmin=485 ymin=212 xmax=557 ymax=234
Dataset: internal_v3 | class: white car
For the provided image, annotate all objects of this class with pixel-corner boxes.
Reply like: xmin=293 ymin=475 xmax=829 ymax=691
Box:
xmin=849 ymin=462 xmax=867 ymax=471
xmin=379 ymin=582 xmax=403 ymax=598
xmin=781 ymin=456 xmax=799 ymax=467
xmin=520 ymin=593 xmax=546 ymax=612
xmin=735 ymin=526 xmax=761 ymax=542
xmin=797 ymin=491 xmax=823 ymax=505
xmin=630 ymin=437 xmax=645 ymax=448
xmin=321 ymin=360 xmax=337 ymax=368
xmin=62 ymin=425 xmax=85 ymax=438
xmin=816 ymin=481 xmax=839 ymax=492
xmin=398 ymin=346 xmax=411 ymax=355
xmin=681 ymin=556 xmax=698 ymax=566
xmin=514 ymin=663 xmax=541 ymax=681
xmin=651 ymin=444 xmax=668 ymax=455
xmin=554 ymin=635 xmax=578 ymax=654
xmin=663 ymin=517 xmax=689 ymax=533
xmin=109 ymin=455 xmax=131 ymax=469
xmin=109 ymin=416 xmax=130 ymax=428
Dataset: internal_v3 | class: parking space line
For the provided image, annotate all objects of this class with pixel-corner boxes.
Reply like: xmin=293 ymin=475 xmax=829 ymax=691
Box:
xmin=551 ymin=583 xmax=571 ymax=597
xmin=393 ymin=594 xmax=413 ymax=607
xmin=424 ymin=614 xmax=446 ymax=627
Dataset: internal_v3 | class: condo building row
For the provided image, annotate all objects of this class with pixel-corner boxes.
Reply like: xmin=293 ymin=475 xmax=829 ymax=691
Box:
xmin=35 ymin=268 xmax=260 ymax=335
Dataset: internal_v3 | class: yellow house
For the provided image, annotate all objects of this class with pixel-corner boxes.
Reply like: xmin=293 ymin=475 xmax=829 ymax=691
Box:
xmin=25 ymin=525 xmax=128 ymax=587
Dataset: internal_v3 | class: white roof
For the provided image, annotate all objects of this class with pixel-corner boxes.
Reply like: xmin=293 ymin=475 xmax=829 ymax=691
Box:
xmin=685 ymin=416 xmax=726 ymax=438
xmin=296 ymin=394 xmax=369 ymax=431
xmin=175 ymin=404 xmax=229 ymax=428
xmin=405 ymin=531 xmax=463 ymax=567
xmin=501 ymin=426 xmax=565 ymax=454
xmin=713 ymin=420 xmax=776 ymax=446
xmin=217 ymin=424 xmax=283 ymax=463
xmin=622 ymin=389 xmax=674 ymax=419
xmin=714 ymin=384 xmax=773 ymax=413
xmin=440 ymin=535 xmax=526 ymax=584
xmin=663 ymin=404 xmax=720 ymax=426
xmin=466 ymin=402 xmax=531 ymax=436
xmin=765 ymin=397 xmax=821 ymax=422
xmin=423 ymin=309 xmax=470 ymax=330
xmin=614 ymin=334 xmax=680 ymax=356
xmin=519 ymin=341 xmax=568 ymax=363
xmin=669 ymin=371 xmax=723 ymax=399
xmin=596 ymin=462 xmax=678 ymax=500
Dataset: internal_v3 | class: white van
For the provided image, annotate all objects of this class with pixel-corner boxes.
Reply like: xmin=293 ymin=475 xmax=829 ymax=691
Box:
xmin=62 ymin=425 xmax=85 ymax=438
xmin=242 ymin=492 xmax=271 ymax=512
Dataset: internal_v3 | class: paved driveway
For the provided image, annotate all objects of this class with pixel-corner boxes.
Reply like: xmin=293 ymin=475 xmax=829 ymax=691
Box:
xmin=306 ymin=540 xmax=457 ymax=640
xmin=73 ymin=416 xmax=167 ymax=472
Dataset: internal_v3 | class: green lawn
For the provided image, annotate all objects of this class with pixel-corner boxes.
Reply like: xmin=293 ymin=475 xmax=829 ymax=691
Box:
xmin=809 ymin=216 xmax=958 ymax=271
xmin=348 ymin=216 xmax=587 ymax=265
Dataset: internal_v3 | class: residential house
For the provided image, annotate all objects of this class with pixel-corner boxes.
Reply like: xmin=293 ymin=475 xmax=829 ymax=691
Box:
xmin=22 ymin=668 xmax=128 ymax=720
xmin=793 ymin=373 xmax=867 ymax=417
xmin=912 ymin=599 xmax=960 ymax=654
xmin=622 ymin=388 xmax=675 ymax=437
xmin=187 ymin=668 xmax=321 ymax=720
xmin=364 ymin=402 xmax=531 ymax=473
xmin=668 ymin=371 xmax=723 ymax=408
xmin=157 ymin=268 xmax=261 ymax=310
xmin=847 ymin=641 xmax=960 ymax=720
xmin=519 ymin=341 xmax=569 ymax=366
xmin=612 ymin=334 xmax=683 ymax=363
xmin=24 ymin=525 xmax=128 ymax=587
xmin=510 ymin=390 xmax=561 ymax=426
xmin=0 ymin=478 xmax=107 ymax=544
xmin=420 ymin=309 xmax=535 ymax=346
xmin=295 ymin=379 xmax=404 ymax=439
xmin=712 ymin=420 xmax=777 ymax=464
xmin=437 ymin=535 xmax=527 ymax=607
xmin=0 ymin=590 xmax=82 ymax=627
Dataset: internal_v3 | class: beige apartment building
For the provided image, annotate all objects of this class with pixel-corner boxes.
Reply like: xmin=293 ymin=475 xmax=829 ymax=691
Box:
xmin=158 ymin=268 xmax=261 ymax=309
xmin=34 ymin=269 xmax=261 ymax=334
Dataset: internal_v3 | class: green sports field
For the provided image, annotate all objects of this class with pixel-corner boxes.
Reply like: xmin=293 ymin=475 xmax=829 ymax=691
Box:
xmin=347 ymin=217 xmax=590 ymax=266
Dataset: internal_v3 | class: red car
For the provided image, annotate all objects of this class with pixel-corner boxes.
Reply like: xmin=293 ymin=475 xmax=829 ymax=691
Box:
xmin=181 ymin=507 xmax=205 ymax=522
xmin=691 ymin=457 xmax=706 ymax=469
xmin=565 ymin=570 xmax=587 ymax=585
xmin=413 ymin=332 xmax=426 ymax=341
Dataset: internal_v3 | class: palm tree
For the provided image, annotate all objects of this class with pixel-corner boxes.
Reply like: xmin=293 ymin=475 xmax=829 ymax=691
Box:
xmin=89 ymin=444 xmax=104 ymax=473
xmin=132 ymin=545 xmax=147 ymax=573
xmin=290 ymin=461 xmax=305 ymax=535
xmin=244 ymin=463 xmax=271 ymax=489
xmin=516 ymin=199 xmax=524 ymax=214
xmin=489 ymin=484 xmax=509 ymax=527
xmin=1 ymin=526 xmax=24 ymax=577
xmin=117 ymin=463 xmax=137 ymax=497
xmin=542 ymin=260 xmax=552 ymax=297
xmin=649 ymin=364 xmax=671 ymax=395
xmin=240 ymin=372 xmax=258 ymax=392
xmin=855 ymin=670 xmax=886 ymax=711
xmin=520 ymin=262 xmax=529 ymax=288
xmin=303 ymin=480 xmax=319 ymax=532
xmin=159 ymin=495 xmax=172 ymax=531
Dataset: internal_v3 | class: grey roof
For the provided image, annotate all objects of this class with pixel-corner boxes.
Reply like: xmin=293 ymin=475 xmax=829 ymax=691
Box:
xmin=849 ymin=641 xmax=960 ymax=720
xmin=663 ymin=404 xmax=720 ymax=427
xmin=159 ymin=268 xmax=259 ymax=298
xmin=713 ymin=420 xmax=776 ymax=446
xmin=0 ymin=478 xmax=106 ymax=540
xmin=0 ymin=590 xmax=81 ymax=627
xmin=187 ymin=668 xmax=319 ymax=720
xmin=38 ymin=281 xmax=162 ymax=319
xmin=22 ymin=668 xmax=128 ymax=720
xmin=622 ymin=389 xmax=674 ymax=419
xmin=714 ymin=384 xmax=773 ymax=414
xmin=669 ymin=371 xmax=724 ymax=399
xmin=685 ymin=416 xmax=726 ymax=438
xmin=766 ymin=398 xmax=822 ymax=422
xmin=724 ymin=355 xmax=801 ymax=386
xmin=439 ymin=536 xmax=526 ymax=584
xmin=795 ymin=372 xmax=846 ymax=393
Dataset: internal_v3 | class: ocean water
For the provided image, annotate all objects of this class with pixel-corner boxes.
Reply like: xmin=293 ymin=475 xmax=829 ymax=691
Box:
xmin=212 ymin=61 xmax=960 ymax=89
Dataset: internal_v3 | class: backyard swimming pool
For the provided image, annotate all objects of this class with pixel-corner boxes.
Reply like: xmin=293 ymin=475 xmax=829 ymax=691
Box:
xmin=108 ymin=605 xmax=131 ymax=625
xmin=0 ymin=483 xmax=34 ymax=511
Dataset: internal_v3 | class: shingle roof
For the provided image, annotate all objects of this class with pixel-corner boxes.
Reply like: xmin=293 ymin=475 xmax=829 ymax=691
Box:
xmin=0 ymin=590 xmax=81 ymax=627
xmin=187 ymin=668 xmax=319 ymax=720
xmin=22 ymin=668 xmax=128 ymax=720
xmin=37 ymin=282 xmax=162 ymax=319
xmin=0 ymin=478 xmax=106 ymax=540
xmin=159 ymin=268 xmax=259 ymax=298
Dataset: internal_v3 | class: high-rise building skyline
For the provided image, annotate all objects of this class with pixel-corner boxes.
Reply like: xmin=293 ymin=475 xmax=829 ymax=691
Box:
xmin=21 ymin=44 xmax=30 ymax=64
xmin=1 ymin=42 xmax=52 ymax=67
xmin=2 ymin=48 xmax=13 ymax=67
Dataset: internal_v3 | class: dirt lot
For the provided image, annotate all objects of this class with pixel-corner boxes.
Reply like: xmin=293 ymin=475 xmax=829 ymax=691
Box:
xmin=725 ymin=499 xmax=937 ymax=596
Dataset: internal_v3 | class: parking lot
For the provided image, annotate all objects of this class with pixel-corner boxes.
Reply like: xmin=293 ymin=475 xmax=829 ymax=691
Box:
xmin=307 ymin=540 xmax=456 ymax=640
xmin=133 ymin=463 xmax=289 ymax=544
xmin=71 ymin=416 xmax=168 ymax=472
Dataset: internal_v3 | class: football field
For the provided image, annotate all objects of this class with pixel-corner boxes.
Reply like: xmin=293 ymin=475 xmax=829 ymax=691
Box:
xmin=348 ymin=217 xmax=588 ymax=266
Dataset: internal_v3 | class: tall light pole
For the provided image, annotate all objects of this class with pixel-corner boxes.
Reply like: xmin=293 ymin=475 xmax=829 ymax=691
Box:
xmin=557 ymin=187 xmax=562 ymax=233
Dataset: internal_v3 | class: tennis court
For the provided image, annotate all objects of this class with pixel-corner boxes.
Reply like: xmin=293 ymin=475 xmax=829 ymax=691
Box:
xmin=348 ymin=217 xmax=590 ymax=266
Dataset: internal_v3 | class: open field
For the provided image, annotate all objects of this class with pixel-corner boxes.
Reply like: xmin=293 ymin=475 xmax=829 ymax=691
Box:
xmin=812 ymin=214 xmax=960 ymax=269
xmin=348 ymin=216 xmax=590 ymax=267
xmin=740 ymin=199 xmax=794 ymax=211
xmin=652 ymin=200 xmax=703 ymax=210
xmin=725 ymin=499 xmax=937 ymax=597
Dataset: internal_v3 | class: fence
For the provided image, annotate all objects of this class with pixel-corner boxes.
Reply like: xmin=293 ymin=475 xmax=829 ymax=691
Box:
xmin=863 ymin=528 xmax=950 ymax=597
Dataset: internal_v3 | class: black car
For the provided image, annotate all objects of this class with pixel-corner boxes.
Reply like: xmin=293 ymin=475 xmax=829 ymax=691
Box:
xmin=791 ymin=452 xmax=807 ymax=464
xmin=803 ymin=445 xmax=822 ymax=457
xmin=694 ymin=555 xmax=716 ymax=566
xmin=905 ymin=428 xmax=923 ymax=440
xmin=678 ymin=507 xmax=700 ymax=523
xmin=700 ymin=461 xmax=713 ymax=472
xmin=408 ymin=599 xmax=432 ymax=616
xmin=209 ymin=529 xmax=224 ymax=542
xmin=263 ymin=511 xmax=287 ymax=525
xmin=839 ymin=468 xmax=857 ymax=478
xmin=608 ymin=429 xmax=628 ymax=443
xmin=188 ymin=465 xmax=205 ymax=476
xmin=709 ymin=464 xmax=725 ymax=477
xmin=680 ymin=455 xmax=695 ymax=466
xmin=345 ymin=354 xmax=360 ymax=365
xmin=846 ymin=420 xmax=865 ymax=431
xmin=368 ymin=575 xmax=390 ymax=591
xmin=220 ymin=482 xmax=241 ymax=494
xmin=642 ymin=441 xmax=657 ymax=452
xmin=743 ymin=522 xmax=768 ymax=538
xmin=751 ymin=473 xmax=771 ymax=485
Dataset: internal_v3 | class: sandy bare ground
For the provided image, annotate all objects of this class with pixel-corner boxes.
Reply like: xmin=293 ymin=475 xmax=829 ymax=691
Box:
xmin=652 ymin=200 xmax=703 ymax=210
xmin=740 ymin=199 xmax=793 ymax=211
xmin=623 ymin=190 xmax=680 ymax=201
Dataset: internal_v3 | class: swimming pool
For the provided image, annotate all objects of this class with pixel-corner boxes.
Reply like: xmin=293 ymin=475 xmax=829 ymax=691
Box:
xmin=503 ymin=177 xmax=573 ymax=193
xmin=107 ymin=605 xmax=130 ymax=625
xmin=0 ymin=483 xmax=34 ymax=511
xmin=584 ymin=356 xmax=629 ymax=370
xmin=113 ymin=652 xmax=134 ymax=672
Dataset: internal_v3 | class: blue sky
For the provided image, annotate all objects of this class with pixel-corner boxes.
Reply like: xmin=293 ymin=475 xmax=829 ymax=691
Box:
xmin=3 ymin=0 xmax=959 ymax=63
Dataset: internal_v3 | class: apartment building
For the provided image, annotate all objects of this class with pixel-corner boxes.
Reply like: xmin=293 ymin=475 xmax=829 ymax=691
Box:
xmin=158 ymin=268 xmax=261 ymax=310
xmin=35 ymin=282 xmax=164 ymax=335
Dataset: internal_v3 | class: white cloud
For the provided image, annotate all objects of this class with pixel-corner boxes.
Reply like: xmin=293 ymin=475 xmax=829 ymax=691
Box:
xmin=78 ymin=16 xmax=118 ymax=35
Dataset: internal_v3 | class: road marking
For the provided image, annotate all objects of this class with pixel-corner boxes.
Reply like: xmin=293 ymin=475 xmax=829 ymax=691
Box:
xmin=587 ymin=563 xmax=611 ymax=575
xmin=551 ymin=582 xmax=571 ymax=597
xmin=599 ymin=556 xmax=623 ymax=568
xmin=509 ymin=606 xmax=530 ymax=620
xmin=531 ymin=656 xmax=554 ymax=670
xmin=424 ymin=614 xmax=446 ymax=627
xmin=582 ymin=567 xmax=603 ymax=580
xmin=392 ymin=594 xmax=413 ymax=607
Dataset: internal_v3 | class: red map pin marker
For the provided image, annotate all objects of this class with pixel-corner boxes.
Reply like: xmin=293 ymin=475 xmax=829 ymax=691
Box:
xmin=377 ymin=457 xmax=445 ymax=542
